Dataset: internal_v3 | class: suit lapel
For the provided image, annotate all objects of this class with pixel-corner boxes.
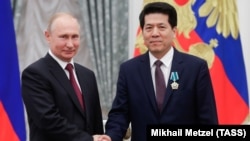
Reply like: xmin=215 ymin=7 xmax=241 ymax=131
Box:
xmin=162 ymin=49 xmax=184 ymax=111
xmin=139 ymin=52 xmax=159 ymax=114
xmin=74 ymin=64 xmax=90 ymax=115
xmin=44 ymin=54 xmax=85 ymax=117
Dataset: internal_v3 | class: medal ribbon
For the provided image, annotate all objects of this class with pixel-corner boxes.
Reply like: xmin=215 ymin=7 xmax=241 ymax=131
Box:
xmin=170 ymin=72 xmax=179 ymax=81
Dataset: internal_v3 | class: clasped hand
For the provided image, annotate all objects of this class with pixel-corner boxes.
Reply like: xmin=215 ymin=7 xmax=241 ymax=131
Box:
xmin=93 ymin=134 xmax=111 ymax=141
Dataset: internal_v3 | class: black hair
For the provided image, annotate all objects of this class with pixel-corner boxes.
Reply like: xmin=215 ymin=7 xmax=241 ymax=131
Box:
xmin=139 ymin=2 xmax=177 ymax=29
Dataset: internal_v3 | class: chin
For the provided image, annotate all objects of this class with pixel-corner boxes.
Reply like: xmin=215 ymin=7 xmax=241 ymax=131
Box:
xmin=62 ymin=55 xmax=73 ymax=61
xmin=149 ymin=48 xmax=162 ymax=53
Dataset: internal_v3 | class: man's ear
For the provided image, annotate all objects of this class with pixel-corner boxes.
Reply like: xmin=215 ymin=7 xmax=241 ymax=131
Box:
xmin=172 ymin=27 xmax=177 ymax=38
xmin=44 ymin=30 xmax=50 ymax=42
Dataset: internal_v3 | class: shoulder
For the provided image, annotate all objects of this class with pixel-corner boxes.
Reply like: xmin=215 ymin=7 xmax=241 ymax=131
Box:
xmin=22 ymin=53 xmax=55 ymax=73
xmin=175 ymin=49 xmax=207 ymax=64
xmin=21 ymin=57 xmax=52 ymax=83
xmin=121 ymin=52 xmax=148 ymax=67
xmin=23 ymin=57 xmax=47 ymax=73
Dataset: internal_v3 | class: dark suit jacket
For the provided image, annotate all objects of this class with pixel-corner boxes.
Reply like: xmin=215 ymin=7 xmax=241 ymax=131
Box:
xmin=22 ymin=53 xmax=103 ymax=141
xmin=105 ymin=49 xmax=218 ymax=141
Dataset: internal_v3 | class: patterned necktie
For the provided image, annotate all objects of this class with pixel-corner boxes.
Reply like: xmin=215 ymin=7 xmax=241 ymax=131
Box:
xmin=65 ymin=63 xmax=84 ymax=110
xmin=154 ymin=60 xmax=166 ymax=112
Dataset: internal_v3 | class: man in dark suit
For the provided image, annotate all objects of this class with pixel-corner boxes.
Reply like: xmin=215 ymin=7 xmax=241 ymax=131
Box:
xmin=103 ymin=2 xmax=218 ymax=141
xmin=21 ymin=12 xmax=109 ymax=141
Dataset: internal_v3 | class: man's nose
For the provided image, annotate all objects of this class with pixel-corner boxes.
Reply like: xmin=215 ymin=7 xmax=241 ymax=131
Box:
xmin=152 ymin=27 xmax=159 ymax=36
xmin=66 ymin=39 xmax=74 ymax=47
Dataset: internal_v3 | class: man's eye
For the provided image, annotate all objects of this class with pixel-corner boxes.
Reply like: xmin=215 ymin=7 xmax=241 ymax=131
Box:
xmin=60 ymin=35 xmax=67 ymax=38
xmin=73 ymin=35 xmax=79 ymax=39
xmin=145 ymin=27 xmax=152 ymax=30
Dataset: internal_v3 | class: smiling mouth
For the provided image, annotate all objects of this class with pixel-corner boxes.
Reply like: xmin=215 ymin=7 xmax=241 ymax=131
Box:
xmin=150 ymin=41 xmax=161 ymax=43
xmin=65 ymin=51 xmax=74 ymax=54
xmin=150 ymin=41 xmax=162 ymax=45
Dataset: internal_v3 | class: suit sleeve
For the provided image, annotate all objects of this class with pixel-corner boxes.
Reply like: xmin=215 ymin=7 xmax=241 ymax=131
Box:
xmin=196 ymin=60 xmax=218 ymax=124
xmin=105 ymin=64 xmax=130 ymax=141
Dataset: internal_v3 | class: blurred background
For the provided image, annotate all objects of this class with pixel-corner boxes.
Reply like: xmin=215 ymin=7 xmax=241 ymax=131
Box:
xmin=1 ymin=0 xmax=250 ymax=141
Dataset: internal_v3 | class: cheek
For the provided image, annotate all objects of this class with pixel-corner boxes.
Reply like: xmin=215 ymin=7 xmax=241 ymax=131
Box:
xmin=52 ymin=38 xmax=66 ymax=46
xmin=143 ymin=40 xmax=150 ymax=47
xmin=73 ymin=40 xmax=80 ymax=46
xmin=142 ymin=33 xmax=150 ymax=44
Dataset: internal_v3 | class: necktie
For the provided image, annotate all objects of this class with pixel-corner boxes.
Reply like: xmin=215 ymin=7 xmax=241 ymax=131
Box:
xmin=154 ymin=60 xmax=166 ymax=112
xmin=65 ymin=63 xmax=85 ymax=110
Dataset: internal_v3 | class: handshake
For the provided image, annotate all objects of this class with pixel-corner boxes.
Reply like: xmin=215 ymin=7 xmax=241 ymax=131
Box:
xmin=93 ymin=135 xmax=111 ymax=141
xmin=92 ymin=127 xmax=131 ymax=141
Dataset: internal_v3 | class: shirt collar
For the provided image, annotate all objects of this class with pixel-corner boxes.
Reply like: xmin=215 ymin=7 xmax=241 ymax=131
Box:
xmin=149 ymin=47 xmax=174 ymax=68
xmin=49 ymin=49 xmax=75 ymax=69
